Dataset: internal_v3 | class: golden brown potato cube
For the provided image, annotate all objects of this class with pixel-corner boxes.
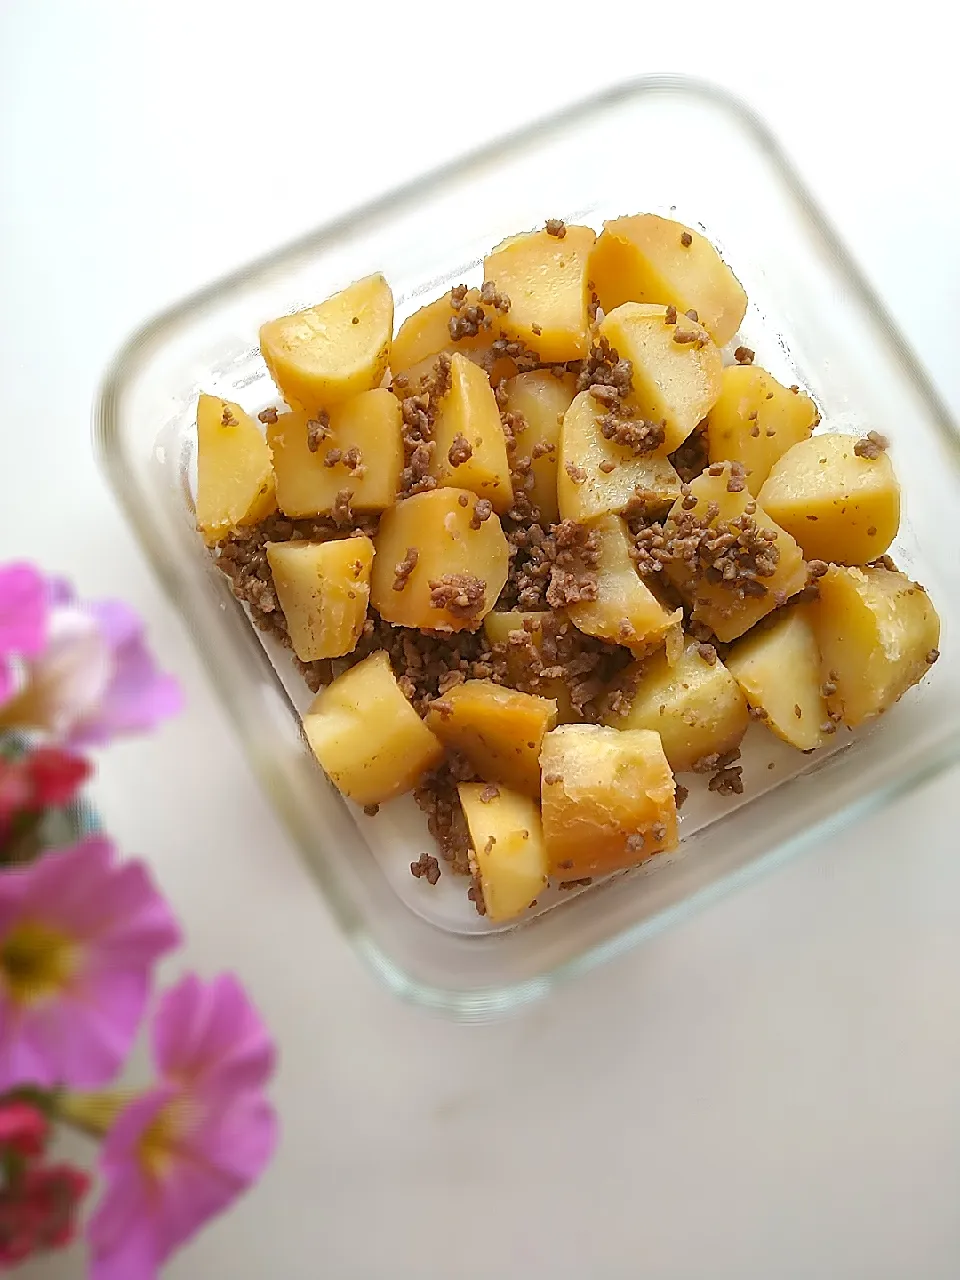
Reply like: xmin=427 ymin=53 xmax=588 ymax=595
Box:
xmin=502 ymin=370 xmax=575 ymax=526
xmin=268 ymin=391 xmax=402 ymax=517
xmin=483 ymin=611 xmax=580 ymax=724
xmin=302 ymin=651 xmax=443 ymax=806
xmin=557 ymin=391 xmax=682 ymax=524
xmin=371 ymin=487 xmax=509 ymax=631
xmin=725 ymin=605 xmax=826 ymax=751
xmin=664 ymin=462 xmax=808 ymax=642
xmin=266 ymin=537 xmax=373 ymax=662
xmin=429 ymin=353 xmax=513 ymax=513
xmin=605 ymin=643 xmax=748 ymax=772
xmin=260 ymin=274 xmax=393 ymax=414
xmin=459 ymin=784 xmax=548 ymax=923
xmin=426 ymin=681 xmax=557 ymax=796
xmin=567 ymin=514 xmax=683 ymax=657
xmin=589 ymin=214 xmax=747 ymax=348
xmin=598 ymin=303 xmax=723 ymax=455
xmin=758 ymin=434 xmax=901 ymax=565
xmin=814 ymin=565 xmax=940 ymax=727
xmin=540 ymin=725 xmax=678 ymax=879
xmin=705 ymin=366 xmax=819 ymax=494
xmin=195 ymin=394 xmax=276 ymax=545
xmin=484 ymin=225 xmax=596 ymax=362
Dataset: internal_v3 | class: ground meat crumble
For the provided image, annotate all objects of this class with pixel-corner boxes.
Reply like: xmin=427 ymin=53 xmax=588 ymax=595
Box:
xmin=854 ymin=430 xmax=889 ymax=460
xmin=410 ymin=852 xmax=441 ymax=885
xmin=429 ymin=573 xmax=487 ymax=620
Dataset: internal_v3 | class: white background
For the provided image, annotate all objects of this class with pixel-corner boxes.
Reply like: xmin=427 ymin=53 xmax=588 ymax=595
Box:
xmin=3 ymin=3 xmax=960 ymax=1277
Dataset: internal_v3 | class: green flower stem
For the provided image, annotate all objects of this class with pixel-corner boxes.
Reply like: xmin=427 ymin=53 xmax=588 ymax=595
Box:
xmin=54 ymin=1090 xmax=135 ymax=1140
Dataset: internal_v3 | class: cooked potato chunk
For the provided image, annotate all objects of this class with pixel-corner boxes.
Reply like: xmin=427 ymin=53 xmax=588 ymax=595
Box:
xmin=260 ymin=274 xmax=393 ymax=414
xmin=484 ymin=225 xmax=596 ymax=362
xmin=371 ymin=487 xmax=509 ymax=631
xmin=268 ymin=391 xmax=402 ymax=517
xmin=429 ymin=353 xmax=513 ymax=513
xmin=589 ymin=214 xmax=747 ymax=348
xmin=303 ymin=651 xmax=443 ymax=806
xmin=540 ymin=725 xmax=678 ymax=878
xmin=726 ymin=605 xmax=826 ymax=751
xmin=196 ymin=394 xmax=276 ymax=544
xmin=758 ymin=434 xmax=901 ymax=565
xmin=483 ymin=611 xmax=580 ymax=724
xmin=459 ymin=784 xmax=548 ymax=922
xmin=502 ymin=370 xmax=575 ymax=526
xmin=814 ymin=564 xmax=940 ymax=727
xmin=391 ymin=287 xmax=502 ymax=377
xmin=266 ymin=537 xmax=373 ymax=662
xmin=598 ymin=303 xmax=723 ymax=454
xmin=605 ymin=643 xmax=748 ymax=772
xmin=557 ymin=390 xmax=682 ymax=523
xmin=705 ymin=366 xmax=819 ymax=494
xmin=567 ymin=514 xmax=682 ymax=657
xmin=663 ymin=462 xmax=808 ymax=642
xmin=426 ymin=681 xmax=557 ymax=796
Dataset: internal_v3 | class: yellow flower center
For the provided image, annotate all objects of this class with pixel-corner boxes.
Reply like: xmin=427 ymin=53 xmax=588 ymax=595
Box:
xmin=138 ymin=1098 xmax=199 ymax=1179
xmin=0 ymin=919 xmax=76 ymax=1005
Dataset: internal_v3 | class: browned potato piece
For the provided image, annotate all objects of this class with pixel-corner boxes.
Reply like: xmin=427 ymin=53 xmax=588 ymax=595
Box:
xmin=429 ymin=353 xmax=513 ymax=513
xmin=391 ymin=288 xmax=502 ymax=377
xmin=540 ymin=725 xmax=678 ymax=878
xmin=502 ymin=370 xmax=575 ymax=526
xmin=557 ymin=391 xmax=682 ymax=523
xmin=268 ymin=391 xmax=402 ymax=517
xmin=302 ymin=651 xmax=443 ymax=806
xmin=483 ymin=611 xmax=580 ymax=724
xmin=663 ymin=462 xmax=808 ymax=642
xmin=260 ymin=274 xmax=393 ymax=414
xmin=266 ymin=537 xmax=372 ymax=662
xmin=705 ymin=366 xmax=819 ymax=494
xmin=371 ymin=487 xmax=509 ymax=631
xmin=758 ymin=434 xmax=901 ymax=565
xmin=196 ymin=394 xmax=276 ymax=544
xmin=567 ymin=514 xmax=683 ymax=657
xmin=814 ymin=565 xmax=940 ymax=727
xmin=425 ymin=681 xmax=557 ymax=797
xmin=598 ymin=303 xmax=723 ymax=454
xmin=726 ymin=606 xmax=826 ymax=751
xmin=605 ymin=643 xmax=748 ymax=772
xmin=459 ymin=784 xmax=548 ymax=922
xmin=589 ymin=214 xmax=747 ymax=348
xmin=484 ymin=225 xmax=596 ymax=362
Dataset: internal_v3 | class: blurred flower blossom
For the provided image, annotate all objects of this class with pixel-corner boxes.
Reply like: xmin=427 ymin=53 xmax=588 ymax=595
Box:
xmin=0 ymin=748 xmax=91 ymax=848
xmin=0 ymin=1099 xmax=48 ymax=1160
xmin=0 ymin=565 xmax=47 ymax=709
xmin=0 ymin=1162 xmax=89 ymax=1265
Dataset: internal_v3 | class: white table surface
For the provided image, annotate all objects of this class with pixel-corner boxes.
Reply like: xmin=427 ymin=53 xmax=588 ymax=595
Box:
xmin=3 ymin=4 xmax=959 ymax=1276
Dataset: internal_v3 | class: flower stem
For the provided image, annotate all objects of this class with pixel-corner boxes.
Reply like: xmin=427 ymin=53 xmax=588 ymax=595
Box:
xmin=54 ymin=1090 xmax=134 ymax=1140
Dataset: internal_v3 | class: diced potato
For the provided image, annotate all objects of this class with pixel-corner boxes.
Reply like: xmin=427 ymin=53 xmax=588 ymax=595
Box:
xmin=589 ymin=214 xmax=747 ymax=348
xmin=266 ymin=537 xmax=373 ymax=662
xmin=557 ymin=390 xmax=682 ymax=523
xmin=705 ymin=366 xmax=819 ymax=494
xmin=260 ymin=274 xmax=393 ymax=414
xmin=502 ymin=370 xmax=575 ymax=526
xmin=302 ymin=650 xmax=443 ymax=806
xmin=459 ymin=784 xmax=548 ymax=922
xmin=483 ymin=611 xmax=580 ymax=724
xmin=663 ymin=462 xmax=808 ymax=642
xmin=391 ymin=288 xmax=503 ymax=377
xmin=814 ymin=564 xmax=940 ymax=727
xmin=484 ymin=225 xmax=596 ymax=362
xmin=540 ymin=725 xmax=678 ymax=878
xmin=370 ymin=487 xmax=509 ymax=631
xmin=605 ymin=643 xmax=748 ymax=772
xmin=567 ymin=514 xmax=683 ymax=657
xmin=725 ymin=605 xmax=826 ymax=751
xmin=268 ymin=391 xmax=402 ymax=517
xmin=758 ymin=434 xmax=901 ymax=565
xmin=429 ymin=353 xmax=513 ymax=513
xmin=598 ymin=303 xmax=723 ymax=454
xmin=425 ymin=681 xmax=557 ymax=796
xmin=195 ymin=394 xmax=276 ymax=544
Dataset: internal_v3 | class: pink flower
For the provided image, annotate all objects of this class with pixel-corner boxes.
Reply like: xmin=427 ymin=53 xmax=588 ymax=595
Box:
xmin=88 ymin=974 xmax=278 ymax=1280
xmin=0 ymin=1161 xmax=90 ymax=1265
xmin=0 ymin=1100 xmax=49 ymax=1159
xmin=0 ymin=564 xmax=47 ymax=707
xmin=0 ymin=838 xmax=181 ymax=1091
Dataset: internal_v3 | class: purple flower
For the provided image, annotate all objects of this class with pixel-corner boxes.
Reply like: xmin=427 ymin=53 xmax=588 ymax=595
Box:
xmin=88 ymin=974 xmax=278 ymax=1280
xmin=0 ymin=564 xmax=47 ymax=706
xmin=0 ymin=837 xmax=181 ymax=1091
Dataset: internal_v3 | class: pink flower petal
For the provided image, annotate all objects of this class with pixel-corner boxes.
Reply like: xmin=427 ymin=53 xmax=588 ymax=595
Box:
xmin=0 ymin=563 xmax=47 ymax=658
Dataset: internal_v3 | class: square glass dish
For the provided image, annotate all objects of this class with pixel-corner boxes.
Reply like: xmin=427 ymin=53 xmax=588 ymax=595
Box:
xmin=96 ymin=77 xmax=960 ymax=1018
